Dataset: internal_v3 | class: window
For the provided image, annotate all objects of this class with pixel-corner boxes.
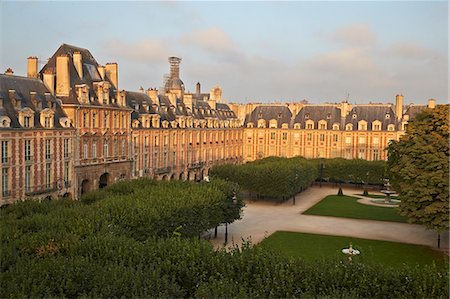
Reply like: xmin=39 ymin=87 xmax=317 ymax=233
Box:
xmin=64 ymin=161 xmax=69 ymax=183
xmin=332 ymin=124 xmax=340 ymax=130
xmin=306 ymin=123 xmax=313 ymax=129
xmin=307 ymin=133 xmax=312 ymax=141
xmin=92 ymin=113 xmax=97 ymax=127
xmin=113 ymin=140 xmax=117 ymax=157
xmin=45 ymin=140 xmax=51 ymax=160
xmin=345 ymin=136 xmax=352 ymax=144
xmin=387 ymin=124 xmax=395 ymax=131
xmin=45 ymin=163 xmax=51 ymax=189
xmin=92 ymin=141 xmax=97 ymax=158
xmin=332 ymin=134 xmax=338 ymax=142
xmin=282 ymin=132 xmax=287 ymax=140
xmin=83 ymin=142 xmax=88 ymax=159
xmin=320 ymin=134 xmax=325 ymax=142
xmin=359 ymin=137 xmax=366 ymax=144
xmin=103 ymin=141 xmax=109 ymax=158
xmin=373 ymin=149 xmax=379 ymax=161
xmin=64 ymin=139 xmax=69 ymax=158
xmin=2 ymin=168 xmax=8 ymax=196
xmin=113 ymin=114 xmax=117 ymax=128
xmin=270 ymin=132 xmax=275 ymax=140
xmin=44 ymin=116 xmax=52 ymax=128
xmin=372 ymin=137 xmax=379 ymax=145
xmin=319 ymin=123 xmax=326 ymax=130
xmin=24 ymin=116 xmax=32 ymax=128
xmin=24 ymin=140 xmax=31 ymax=162
xmin=103 ymin=113 xmax=108 ymax=127
xmin=352 ymin=114 xmax=357 ymax=119
xmin=1 ymin=141 xmax=8 ymax=163
xmin=25 ymin=165 xmax=31 ymax=193
xmin=83 ymin=112 xmax=88 ymax=127
xmin=121 ymin=114 xmax=125 ymax=128
xmin=121 ymin=140 xmax=125 ymax=156
xmin=358 ymin=149 xmax=365 ymax=159
xmin=385 ymin=114 xmax=391 ymax=119
xmin=144 ymin=137 xmax=148 ymax=149
xmin=345 ymin=124 xmax=353 ymax=131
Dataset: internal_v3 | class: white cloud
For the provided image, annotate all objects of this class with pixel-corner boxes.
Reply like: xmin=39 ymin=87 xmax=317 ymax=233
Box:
xmin=332 ymin=23 xmax=376 ymax=47
xmin=181 ymin=27 xmax=237 ymax=55
xmin=102 ymin=38 xmax=171 ymax=63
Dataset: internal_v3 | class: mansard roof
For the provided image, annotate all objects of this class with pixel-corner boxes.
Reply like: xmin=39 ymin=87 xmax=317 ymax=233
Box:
xmin=294 ymin=105 xmax=341 ymax=128
xmin=245 ymin=105 xmax=293 ymax=128
xmin=345 ymin=105 xmax=397 ymax=130
xmin=0 ymin=74 xmax=70 ymax=129
xmin=404 ymin=104 xmax=426 ymax=119
xmin=40 ymin=44 xmax=120 ymax=106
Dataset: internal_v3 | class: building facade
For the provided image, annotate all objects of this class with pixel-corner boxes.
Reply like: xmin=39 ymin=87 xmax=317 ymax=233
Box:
xmin=0 ymin=43 xmax=434 ymax=205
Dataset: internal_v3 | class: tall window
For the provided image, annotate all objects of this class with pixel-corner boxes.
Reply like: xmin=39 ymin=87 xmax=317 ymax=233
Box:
xmin=92 ymin=141 xmax=97 ymax=158
xmin=24 ymin=140 xmax=31 ymax=162
xmin=83 ymin=112 xmax=88 ymax=127
xmin=44 ymin=116 xmax=52 ymax=128
xmin=270 ymin=132 xmax=275 ymax=140
xmin=113 ymin=140 xmax=117 ymax=157
xmin=332 ymin=134 xmax=338 ymax=142
xmin=373 ymin=149 xmax=379 ymax=161
xmin=282 ymin=132 xmax=287 ymax=140
xmin=92 ymin=113 xmax=97 ymax=127
xmin=307 ymin=133 xmax=312 ymax=141
xmin=1 ymin=141 xmax=8 ymax=163
xmin=25 ymin=165 xmax=31 ymax=193
xmin=45 ymin=139 xmax=51 ymax=160
xmin=319 ymin=134 xmax=325 ymax=142
xmin=103 ymin=113 xmax=108 ymax=128
xmin=63 ymin=139 xmax=69 ymax=158
xmin=45 ymin=163 xmax=51 ymax=189
xmin=2 ymin=168 xmax=8 ymax=196
xmin=121 ymin=140 xmax=125 ymax=156
xmin=103 ymin=141 xmax=109 ymax=158
xmin=64 ymin=161 xmax=69 ymax=184
xmin=83 ymin=142 xmax=88 ymax=159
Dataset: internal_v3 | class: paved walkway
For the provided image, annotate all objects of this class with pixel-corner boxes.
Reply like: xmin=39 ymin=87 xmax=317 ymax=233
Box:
xmin=209 ymin=186 xmax=449 ymax=251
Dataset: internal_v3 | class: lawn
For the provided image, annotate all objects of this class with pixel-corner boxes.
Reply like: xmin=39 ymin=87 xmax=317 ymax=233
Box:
xmin=260 ymin=231 xmax=447 ymax=268
xmin=303 ymin=195 xmax=407 ymax=222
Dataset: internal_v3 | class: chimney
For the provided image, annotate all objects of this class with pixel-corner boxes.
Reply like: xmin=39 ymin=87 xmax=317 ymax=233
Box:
xmin=27 ymin=56 xmax=38 ymax=78
xmin=427 ymin=99 xmax=436 ymax=109
xmin=395 ymin=94 xmax=403 ymax=120
xmin=208 ymin=99 xmax=216 ymax=110
xmin=73 ymin=52 xmax=83 ymax=79
xmin=105 ymin=63 xmax=118 ymax=89
xmin=56 ymin=55 xmax=70 ymax=96
xmin=4 ymin=68 xmax=14 ymax=75
xmin=196 ymin=82 xmax=201 ymax=94
xmin=184 ymin=94 xmax=193 ymax=110
xmin=168 ymin=57 xmax=181 ymax=79
xmin=146 ymin=88 xmax=158 ymax=103
xmin=97 ymin=65 xmax=105 ymax=80
xmin=168 ymin=93 xmax=177 ymax=107
xmin=43 ymin=68 xmax=55 ymax=95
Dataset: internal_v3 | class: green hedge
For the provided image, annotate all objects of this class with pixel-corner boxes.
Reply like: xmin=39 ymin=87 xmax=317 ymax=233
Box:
xmin=210 ymin=157 xmax=318 ymax=199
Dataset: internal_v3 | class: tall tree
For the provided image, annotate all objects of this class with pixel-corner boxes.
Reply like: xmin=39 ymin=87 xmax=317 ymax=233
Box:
xmin=387 ymin=105 xmax=449 ymax=232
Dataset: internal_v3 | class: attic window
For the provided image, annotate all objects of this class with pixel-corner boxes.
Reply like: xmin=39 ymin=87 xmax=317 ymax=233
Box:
xmin=352 ymin=114 xmax=357 ymax=119
xmin=258 ymin=112 xmax=263 ymax=119
xmin=305 ymin=113 xmax=310 ymax=119
xmin=385 ymin=114 xmax=390 ymax=119
xmin=326 ymin=113 xmax=331 ymax=119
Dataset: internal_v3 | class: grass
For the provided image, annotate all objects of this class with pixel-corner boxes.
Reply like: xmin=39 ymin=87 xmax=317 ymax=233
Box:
xmin=303 ymin=195 xmax=407 ymax=222
xmin=260 ymin=231 xmax=448 ymax=268
xmin=358 ymin=193 xmax=399 ymax=199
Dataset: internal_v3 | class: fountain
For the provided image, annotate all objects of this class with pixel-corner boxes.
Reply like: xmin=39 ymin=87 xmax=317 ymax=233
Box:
xmin=370 ymin=179 xmax=400 ymax=206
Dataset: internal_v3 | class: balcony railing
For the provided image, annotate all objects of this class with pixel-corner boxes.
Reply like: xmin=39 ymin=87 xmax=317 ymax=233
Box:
xmin=154 ymin=167 xmax=171 ymax=175
xmin=188 ymin=162 xmax=205 ymax=169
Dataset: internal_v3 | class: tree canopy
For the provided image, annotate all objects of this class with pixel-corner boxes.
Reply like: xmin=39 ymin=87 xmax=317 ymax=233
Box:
xmin=387 ymin=105 xmax=449 ymax=232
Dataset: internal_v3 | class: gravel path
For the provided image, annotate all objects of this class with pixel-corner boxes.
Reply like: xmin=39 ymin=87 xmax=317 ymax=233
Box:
xmin=209 ymin=186 xmax=449 ymax=251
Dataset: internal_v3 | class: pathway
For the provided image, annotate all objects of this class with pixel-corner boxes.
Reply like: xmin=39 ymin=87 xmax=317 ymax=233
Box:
xmin=209 ymin=186 xmax=449 ymax=251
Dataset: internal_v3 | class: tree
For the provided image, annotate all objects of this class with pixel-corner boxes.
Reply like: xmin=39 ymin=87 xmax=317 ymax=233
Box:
xmin=387 ymin=105 xmax=449 ymax=233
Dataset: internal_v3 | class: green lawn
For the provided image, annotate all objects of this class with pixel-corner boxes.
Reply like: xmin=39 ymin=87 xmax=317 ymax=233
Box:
xmin=260 ymin=231 xmax=447 ymax=267
xmin=303 ymin=195 xmax=407 ymax=222
xmin=357 ymin=193 xmax=399 ymax=200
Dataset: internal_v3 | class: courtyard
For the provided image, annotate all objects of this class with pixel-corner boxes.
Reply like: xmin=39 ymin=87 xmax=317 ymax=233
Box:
xmin=210 ymin=186 xmax=449 ymax=252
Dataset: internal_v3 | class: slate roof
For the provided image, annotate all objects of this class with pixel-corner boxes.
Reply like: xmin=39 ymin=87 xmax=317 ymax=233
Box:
xmin=245 ymin=106 xmax=293 ymax=128
xmin=404 ymin=105 xmax=426 ymax=119
xmin=344 ymin=106 xmax=397 ymax=130
xmin=0 ymin=74 xmax=71 ymax=129
xmin=39 ymin=44 xmax=120 ymax=106
xmin=293 ymin=106 xmax=341 ymax=129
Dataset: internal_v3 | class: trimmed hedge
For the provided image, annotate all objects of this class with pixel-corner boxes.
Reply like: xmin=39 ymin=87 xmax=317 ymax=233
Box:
xmin=318 ymin=158 xmax=386 ymax=185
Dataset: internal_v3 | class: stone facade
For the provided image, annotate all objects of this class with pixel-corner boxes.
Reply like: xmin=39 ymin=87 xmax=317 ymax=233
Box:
xmin=0 ymin=43 xmax=433 ymax=205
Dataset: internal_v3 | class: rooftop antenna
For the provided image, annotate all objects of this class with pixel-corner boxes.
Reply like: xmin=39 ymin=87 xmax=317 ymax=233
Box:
xmin=345 ymin=92 xmax=350 ymax=102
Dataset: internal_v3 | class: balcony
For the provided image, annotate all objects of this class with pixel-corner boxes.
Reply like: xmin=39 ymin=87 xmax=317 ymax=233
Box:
xmin=154 ymin=167 xmax=171 ymax=175
xmin=188 ymin=162 xmax=205 ymax=169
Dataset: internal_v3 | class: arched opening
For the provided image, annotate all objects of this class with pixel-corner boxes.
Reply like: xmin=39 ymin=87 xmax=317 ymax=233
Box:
xmin=170 ymin=173 xmax=176 ymax=181
xmin=201 ymin=169 xmax=206 ymax=180
xmin=99 ymin=173 xmax=110 ymax=189
xmin=81 ymin=179 xmax=91 ymax=195
xmin=62 ymin=192 xmax=71 ymax=199
xmin=162 ymin=175 xmax=169 ymax=181
xmin=179 ymin=172 xmax=184 ymax=181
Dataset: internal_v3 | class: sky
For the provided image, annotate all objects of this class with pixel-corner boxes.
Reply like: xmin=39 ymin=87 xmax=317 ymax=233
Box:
xmin=0 ymin=1 xmax=448 ymax=105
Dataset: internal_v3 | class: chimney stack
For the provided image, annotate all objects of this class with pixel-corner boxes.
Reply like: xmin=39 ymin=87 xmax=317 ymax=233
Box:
xmin=43 ymin=68 xmax=55 ymax=95
xmin=56 ymin=55 xmax=70 ymax=96
xmin=146 ymin=88 xmax=158 ymax=103
xmin=395 ymin=94 xmax=403 ymax=120
xmin=27 ymin=56 xmax=38 ymax=78
xmin=105 ymin=63 xmax=118 ymax=89
xmin=97 ymin=65 xmax=105 ymax=80
xmin=73 ymin=52 xmax=83 ymax=79
xmin=427 ymin=99 xmax=436 ymax=109
xmin=196 ymin=82 xmax=201 ymax=94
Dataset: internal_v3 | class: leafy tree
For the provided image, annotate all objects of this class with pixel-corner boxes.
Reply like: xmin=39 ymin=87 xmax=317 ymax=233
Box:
xmin=387 ymin=105 xmax=449 ymax=232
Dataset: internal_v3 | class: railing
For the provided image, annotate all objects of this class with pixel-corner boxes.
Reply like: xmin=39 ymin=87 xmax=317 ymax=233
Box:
xmin=188 ymin=162 xmax=205 ymax=169
xmin=154 ymin=167 xmax=171 ymax=174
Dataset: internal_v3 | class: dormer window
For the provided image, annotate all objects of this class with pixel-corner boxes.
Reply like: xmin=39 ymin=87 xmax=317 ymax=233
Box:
xmin=387 ymin=124 xmax=395 ymax=131
xmin=332 ymin=123 xmax=340 ymax=130
xmin=346 ymin=123 xmax=353 ymax=131
xmin=385 ymin=114 xmax=391 ymax=119
xmin=306 ymin=119 xmax=314 ymax=129
xmin=24 ymin=116 xmax=31 ymax=128
xmin=305 ymin=113 xmax=310 ymax=119
xmin=19 ymin=108 xmax=35 ymax=128
xmin=0 ymin=116 xmax=11 ymax=128
xmin=326 ymin=113 xmax=331 ymax=119
xmin=247 ymin=122 xmax=254 ymax=128
xmin=352 ymin=114 xmax=357 ymax=119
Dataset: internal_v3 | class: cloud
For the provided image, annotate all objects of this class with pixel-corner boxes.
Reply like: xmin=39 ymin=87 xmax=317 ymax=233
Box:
xmin=102 ymin=38 xmax=171 ymax=63
xmin=181 ymin=27 xmax=236 ymax=55
xmin=384 ymin=42 xmax=438 ymax=60
xmin=332 ymin=23 xmax=376 ymax=47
